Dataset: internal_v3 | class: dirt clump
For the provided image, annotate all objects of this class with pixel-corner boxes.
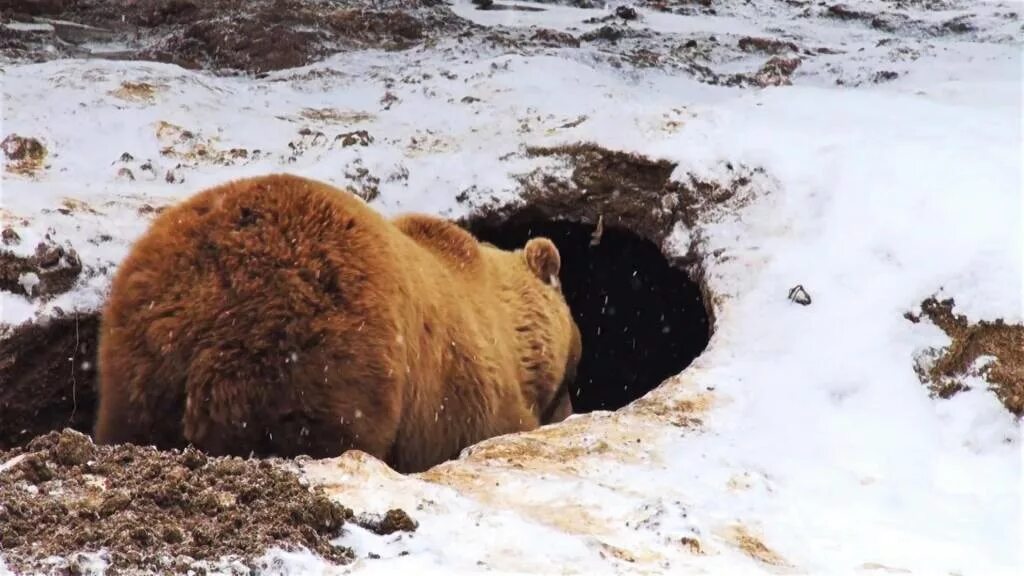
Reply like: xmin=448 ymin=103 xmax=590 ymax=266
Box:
xmin=2 ymin=227 xmax=21 ymax=246
xmin=0 ymin=239 xmax=83 ymax=299
xmin=357 ymin=508 xmax=420 ymax=535
xmin=726 ymin=524 xmax=789 ymax=566
xmin=826 ymin=3 xmax=874 ymax=21
xmin=0 ymin=314 xmax=99 ymax=451
xmin=728 ymin=56 xmax=802 ymax=87
xmin=483 ymin=143 xmax=760 ymax=246
xmin=0 ymin=429 xmax=368 ymax=574
xmin=2 ymin=134 xmax=48 ymax=175
xmin=738 ymin=36 xmax=799 ymax=55
xmin=531 ymin=28 xmax=581 ymax=48
xmin=0 ymin=0 xmax=471 ymax=74
xmin=908 ymin=297 xmax=1024 ymax=416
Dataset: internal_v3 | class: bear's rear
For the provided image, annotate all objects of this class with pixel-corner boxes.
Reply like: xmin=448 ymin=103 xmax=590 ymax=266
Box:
xmin=96 ymin=174 xmax=406 ymax=459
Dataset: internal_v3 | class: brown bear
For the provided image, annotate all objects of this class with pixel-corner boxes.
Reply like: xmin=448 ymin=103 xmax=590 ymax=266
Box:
xmin=95 ymin=173 xmax=581 ymax=473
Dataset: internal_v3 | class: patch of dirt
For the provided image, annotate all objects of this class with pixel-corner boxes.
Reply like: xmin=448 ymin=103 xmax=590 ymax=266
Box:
xmin=630 ymin=392 xmax=711 ymax=428
xmin=731 ymin=56 xmax=802 ymax=87
xmin=0 ymin=315 xmax=99 ymax=452
xmin=109 ymin=80 xmax=162 ymax=103
xmin=343 ymin=160 xmax=382 ymax=203
xmin=725 ymin=524 xmax=788 ymax=566
xmin=298 ymin=107 xmax=376 ymax=125
xmin=0 ymin=0 xmax=472 ymax=74
xmin=822 ymin=2 xmax=975 ymax=37
xmin=531 ymin=28 xmax=581 ymax=48
xmin=155 ymin=120 xmax=260 ymax=168
xmin=475 ymin=143 xmax=761 ymax=246
xmin=907 ymin=297 xmax=1024 ymax=416
xmin=679 ymin=536 xmax=704 ymax=554
xmin=356 ymin=508 xmax=419 ymax=535
xmin=0 ymin=238 xmax=83 ymax=299
xmin=2 ymin=134 xmax=48 ymax=175
xmin=0 ymin=429 xmax=389 ymax=574
xmin=738 ymin=36 xmax=799 ymax=55
xmin=337 ymin=130 xmax=374 ymax=148
xmin=2 ymin=227 xmax=21 ymax=246
xmin=580 ymin=25 xmax=650 ymax=44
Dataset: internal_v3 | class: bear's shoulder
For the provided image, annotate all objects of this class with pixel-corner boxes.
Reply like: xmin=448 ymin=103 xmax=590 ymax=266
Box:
xmin=392 ymin=214 xmax=482 ymax=270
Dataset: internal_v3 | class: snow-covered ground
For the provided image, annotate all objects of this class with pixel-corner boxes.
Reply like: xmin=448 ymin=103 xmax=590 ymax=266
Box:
xmin=1 ymin=0 xmax=1021 ymax=574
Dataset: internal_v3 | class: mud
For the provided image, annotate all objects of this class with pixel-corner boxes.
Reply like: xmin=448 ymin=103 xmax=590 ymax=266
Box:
xmin=0 ymin=0 xmax=470 ymax=74
xmin=908 ymin=297 xmax=1024 ymax=416
xmin=0 ymin=238 xmax=83 ymax=300
xmin=0 ymin=430 xmax=419 ymax=574
xmin=0 ymin=314 xmax=98 ymax=451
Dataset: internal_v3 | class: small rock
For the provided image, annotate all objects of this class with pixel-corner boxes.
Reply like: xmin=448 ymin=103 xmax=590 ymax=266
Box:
xmin=788 ymin=284 xmax=812 ymax=306
xmin=872 ymin=70 xmax=899 ymax=83
xmin=335 ymin=130 xmax=373 ymax=148
xmin=615 ymin=6 xmax=638 ymax=21
xmin=2 ymin=134 xmax=47 ymax=174
xmin=2 ymin=227 xmax=21 ymax=246
xmin=360 ymin=508 xmax=418 ymax=535
xmin=581 ymin=25 xmax=625 ymax=43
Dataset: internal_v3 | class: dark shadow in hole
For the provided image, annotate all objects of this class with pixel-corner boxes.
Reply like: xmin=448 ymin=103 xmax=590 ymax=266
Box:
xmin=464 ymin=211 xmax=711 ymax=413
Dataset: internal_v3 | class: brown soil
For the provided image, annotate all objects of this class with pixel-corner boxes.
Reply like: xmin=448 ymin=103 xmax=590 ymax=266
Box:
xmin=469 ymin=143 xmax=760 ymax=247
xmin=0 ymin=430 xmax=418 ymax=574
xmin=2 ymin=134 xmax=47 ymax=175
xmin=908 ymin=297 xmax=1024 ymax=416
xmin=531 ymin=28 xmax=581 ymax=48
xmin=356 ymin=508 xmax=420 ymax=535
xmin=0 ymin=315 xmax=99 ymax=451
xmin=727 ymin=56 xmax=802 ymax=88
xmin=0 ymin=238 xmax=83 ymax=300
xmin=0 ymin=0 xmax=471 ymax=74
xmin=737 ymin=36 xmax=799 ymax=55
xmin=725 ymin=524 xmax=788 ymax=567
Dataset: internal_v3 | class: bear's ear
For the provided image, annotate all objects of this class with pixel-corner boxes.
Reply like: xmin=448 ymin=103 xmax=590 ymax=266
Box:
xmin=525 ymin=237 xmax=561 ymax=287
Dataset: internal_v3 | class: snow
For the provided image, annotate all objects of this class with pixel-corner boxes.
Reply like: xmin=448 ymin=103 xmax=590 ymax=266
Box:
xmin=1 ymin=0 xmax=1022 ymax=574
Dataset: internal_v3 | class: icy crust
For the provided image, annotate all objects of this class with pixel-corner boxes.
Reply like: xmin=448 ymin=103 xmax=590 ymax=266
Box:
xmin=2 ymin=0 xmax=1022 ymax=574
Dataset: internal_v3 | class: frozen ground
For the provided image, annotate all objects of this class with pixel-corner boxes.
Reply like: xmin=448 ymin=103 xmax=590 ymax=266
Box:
xmin=1 ymin=0 xmax=1021 ymax=574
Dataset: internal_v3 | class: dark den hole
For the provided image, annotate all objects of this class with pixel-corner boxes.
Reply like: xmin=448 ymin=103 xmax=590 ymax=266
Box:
xmin=465 ymin=214 xmax=710 ymax=413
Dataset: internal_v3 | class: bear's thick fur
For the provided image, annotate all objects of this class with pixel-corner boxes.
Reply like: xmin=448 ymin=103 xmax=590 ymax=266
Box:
xmin=95 ymin=173 xmax=581 ymax=473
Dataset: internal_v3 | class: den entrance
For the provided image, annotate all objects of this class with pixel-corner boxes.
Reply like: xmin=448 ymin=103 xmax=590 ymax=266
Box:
xmin=464 ymin=212 xmax=711 ymax=414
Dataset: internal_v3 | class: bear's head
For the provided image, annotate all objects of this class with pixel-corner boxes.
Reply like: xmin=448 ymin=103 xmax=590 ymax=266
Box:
xmin=523 ymin=238 xmax=582 ymax=425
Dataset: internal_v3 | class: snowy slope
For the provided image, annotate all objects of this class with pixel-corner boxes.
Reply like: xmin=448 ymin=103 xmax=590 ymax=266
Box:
xmin=1 ymin=0 xmax=1021 ymax=574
